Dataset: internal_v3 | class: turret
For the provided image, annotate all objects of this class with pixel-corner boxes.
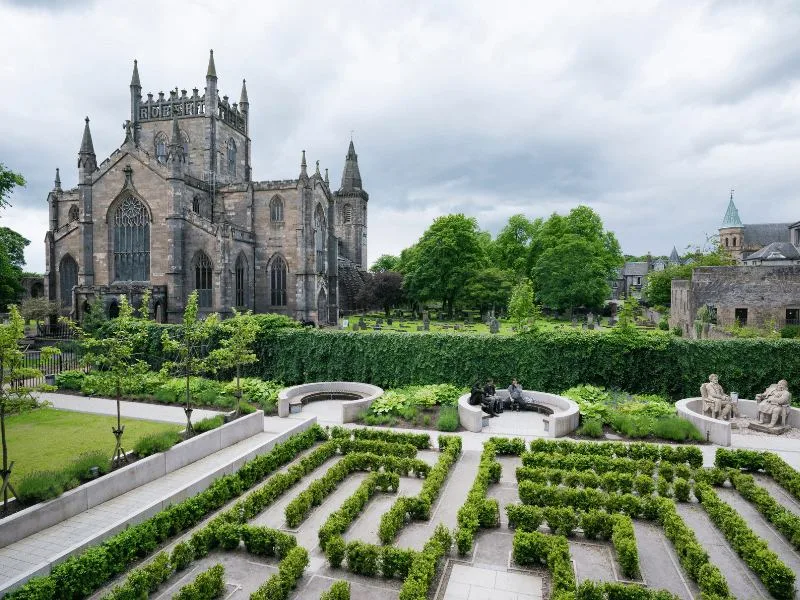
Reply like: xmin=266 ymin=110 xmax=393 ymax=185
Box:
xmin=167 ymin=116 xmax=185 ymax=176
xmin=299 ymin=150 xmax=308 ymax=179
xmin=334 ymin=139 xmax=369 ymax=270
xmin=54 ymin=167 xmax=61 ymax=192
xmin=77 ymin=117 xmax=95 ymax=286
xmin=130 ymin=59 xmax=141 ymax=145
xmin=719 ymin=189 xmax=745 ymax=261
xmin=240 ymin=79 xmax=250 ymax=181
xmin=78 ymin=116 xmax=97 ymax=176
xmin=339 ymin=140 xmax=362 ymax=192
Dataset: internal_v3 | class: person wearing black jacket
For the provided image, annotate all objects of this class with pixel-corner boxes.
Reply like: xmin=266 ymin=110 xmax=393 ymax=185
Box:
xmin=484 ymin=379 xmax=502 ymax=413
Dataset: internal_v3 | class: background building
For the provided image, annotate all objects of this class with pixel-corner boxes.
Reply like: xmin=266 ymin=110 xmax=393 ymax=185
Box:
xmin=44 ymin=51 xmax=369 ymax=324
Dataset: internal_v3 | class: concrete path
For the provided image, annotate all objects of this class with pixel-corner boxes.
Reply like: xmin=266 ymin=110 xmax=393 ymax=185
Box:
xmin=0 ymin=414 xmax=313 ymax=594
xmin=38 ymin=392 xmax=223 ymax=424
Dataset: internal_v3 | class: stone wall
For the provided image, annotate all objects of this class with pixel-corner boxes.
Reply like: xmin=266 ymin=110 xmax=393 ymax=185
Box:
xmin=670 ymin=265 xmax=800 ymax=334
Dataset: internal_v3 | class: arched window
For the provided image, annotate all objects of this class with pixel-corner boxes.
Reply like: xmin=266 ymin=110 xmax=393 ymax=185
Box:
xmin=155 ymin=133 xmax=167 ymax=164
xmin=235 ymin=254 xmax=247 ymax=307
xmin=343 ymin=204 xmax=352 ymax=224
xmin=113 ymin=196 xmax=150 ymax=281
xmin=725 ymin=238 xmax=729 ymax=247
xmin=192 ymin=196 xmax=201 ymax=214
xmin=732 ymin=237 xmax=737 ymax=246
xmin=270 ymin=196 xmax=283 ymax=222
xmin=314 ymin=204 xmax=326 ymax=273
xmin=59 ymin=255 xmax=78 ymax=308
xmin=227 ymin=138 xmax=236 ymax=176
xmin=68 ymin=205 xmax=79 ymax=223
xmin=194 ymin=252 xmax=213 ymax=308
xmin=270 ymin=256 xmax=287 ymax=306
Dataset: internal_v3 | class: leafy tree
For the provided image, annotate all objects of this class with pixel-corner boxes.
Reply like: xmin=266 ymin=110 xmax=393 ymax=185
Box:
xmin=209 ymin=309 xmax=259 ymax=415
xmin=0 ymin=228 xmax=29 ymax=309
xmin=535 ymin=237 xmax=614 ymax=312
xmin=462 ymin=267 xmax=514 ymax=316
xmin=19 ymin=297 xmax=59 ymax=328
xmin=0 ymin=306 xmax=59 ymax=510
xmin=0 ymin=164 xmax=25 ymax=211
xmin=402 ymin=214 xmax=487 ymax=316
xmin=615 ymin=296 xmax=640 ymax=332
xmin=531 ymin=206 xmax=622 ymax=313
xmin=492 ymin=214 xmax=540 ymax=279
xmin=370 ymin=254 xmax=400 ymax=273
xmin=81 ymin=296 xmax=110 ymax=336
xmin=508 ymin=280 xmax=541 ymax=332
xmin=80 ymin=293 xmax=151 ymax=465
xmin=161 ymin=291 xmax=218 ymax=435
xmin=366 ymin=271 xmax=405 ymax=317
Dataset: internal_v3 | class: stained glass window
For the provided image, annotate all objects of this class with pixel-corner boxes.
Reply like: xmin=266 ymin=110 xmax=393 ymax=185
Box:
xmin=270 ymin=256 xmax=287 ymax=306
xmin=113 ymin=196 xmax=150 ymax=281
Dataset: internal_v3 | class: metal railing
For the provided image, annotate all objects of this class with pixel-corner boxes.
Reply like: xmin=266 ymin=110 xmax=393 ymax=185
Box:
xmin=11 ymin=350 xmax=83 ymax=388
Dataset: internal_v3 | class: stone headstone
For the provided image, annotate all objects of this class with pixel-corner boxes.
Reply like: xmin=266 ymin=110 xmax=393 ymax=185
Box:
xmin=387 ymin=317 xmax=393 ymax=325
xmin=571 ymin=318 xmax=578 ymax=327
xmin=489 ymin=318 xmax=500 ymax=334
xmin=422 ymin=310 xmax=430 ymax=331
xmin=581 ymin=322 xmax=588 ymax=330
xmin=588 ymin=323 xmax=595 ymax=330
xmin=586 ymin=312 xmax=594 ymax=324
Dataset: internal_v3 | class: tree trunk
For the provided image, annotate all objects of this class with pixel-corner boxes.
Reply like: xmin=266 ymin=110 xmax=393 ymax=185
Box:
xmin=1 ymin=402 xmax=7 ymax=509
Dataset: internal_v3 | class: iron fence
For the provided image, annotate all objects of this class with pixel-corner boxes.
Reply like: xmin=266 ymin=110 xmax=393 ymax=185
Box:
xmin=11 ymin=350 xmax=83 ymax=388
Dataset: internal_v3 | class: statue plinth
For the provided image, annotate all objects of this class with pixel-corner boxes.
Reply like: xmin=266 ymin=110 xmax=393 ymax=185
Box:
xmin=747 ymin=422 xmax=790 ymax=435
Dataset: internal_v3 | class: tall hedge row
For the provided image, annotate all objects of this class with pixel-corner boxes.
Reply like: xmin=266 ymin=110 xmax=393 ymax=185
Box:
xmin=141 ymin=325 xmax=800 ymax=400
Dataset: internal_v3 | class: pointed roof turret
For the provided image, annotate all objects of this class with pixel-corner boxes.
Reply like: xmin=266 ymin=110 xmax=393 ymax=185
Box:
xmin=315 ymin=160 xmax=321 ymax=177
xmin=721 ymin=190 xmax=743 ymax=228
xmin=324 ymin=168 xmax=329 ymax=186
xmin=339 ymin=139 xmax=362 ymax=191
xmin=170 ymin=115 xmax=181 ymax=145
xmin=54 ymin=168 xmax=61 ymax=191
xmin=130 ymin=59 xmax=141 ymax=87
xmin=79 ymin=116 xmax=95 ymax=155
xmin=299 ymin=150 xmax=308 ymax=178
xmin=239 ymin=79 xmax=249 ymax=105
xmin=206 ymin=49 xmax=217 ymax=79
xmin=669 ymin=246 xmax=680 ymax=264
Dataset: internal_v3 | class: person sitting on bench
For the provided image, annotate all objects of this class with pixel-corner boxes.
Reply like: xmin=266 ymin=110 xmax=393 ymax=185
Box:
xmin=470 ymin=380 xmax=497 ymax=417
xmin=484 ymin=378 xmax=502 ymax=413
xmin=508 ymin=378 xmax=524 ymax=411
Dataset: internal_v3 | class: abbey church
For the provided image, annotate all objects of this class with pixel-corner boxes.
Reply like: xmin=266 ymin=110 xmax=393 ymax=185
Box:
xmin=44 ymin=50 xmax=369 ymax=324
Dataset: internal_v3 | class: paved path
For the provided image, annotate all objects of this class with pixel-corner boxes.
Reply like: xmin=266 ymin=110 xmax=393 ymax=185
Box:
xmin=38 ymin=392 xmax=223 ymax=424
xmin=0 ymin=412 xmax=312 ymax=594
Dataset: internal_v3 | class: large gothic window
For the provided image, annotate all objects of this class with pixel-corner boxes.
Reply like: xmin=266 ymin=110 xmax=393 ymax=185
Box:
xmin=227 ymin=138 xmax=236 ymax=177
xmin=270 ymin=196 xmax=283 ymax=222
xmin=270 ymin=256 xmax=287 ymax=306
xmin=314 ymin=205 xmax=325 ymax=273
xmin=194 ymin=252 xmax=213 ymax=308
xmin=68 ymin=204 xmax=79 ymax=223
xmin=155 ymin=133 xmax=167 ymax=164
xmin=235 ymin=254 xmax=247 ymax=307
xmin=59 ymin=255 xmax=78 ymax=308
xmin=113 ymin=196 xmax=150 ymax=281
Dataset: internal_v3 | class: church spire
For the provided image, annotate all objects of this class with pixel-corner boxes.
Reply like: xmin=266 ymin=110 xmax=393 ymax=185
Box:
xmin=206 ymin=49 xmax=217 ymax=79
xmin=130 ymin=59 xmax=141 ymax=88
xmin=78 ymin=116 xmax=96 ymax=172
xmin=339 ymin=139 xmax=362 ymax=191
xmin=669 ymin=246 xmax=680 ymax=264
xmin=721 ymin=189 xmax=742 ymax=228
xmin=54 ymin=168 xmax=61 ymax=191
xmin=239 ymin=78 xmax=249 ymax=105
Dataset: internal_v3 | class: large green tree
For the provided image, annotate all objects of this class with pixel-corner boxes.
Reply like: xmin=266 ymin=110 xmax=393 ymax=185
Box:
xmin=462 ymin=267 xmax=514 ymax=316
xmin=0 ymin=166 xmax=28 ymax=310
xmin=531 ymin=206 xmax=622 ymax=312
xmin=402 ymin=214 xmax=487 ymax=315
xmin=370 ymin=254 xmax=400 ymax=273
xmin=491 ymin=214 xmax=540 ymax=279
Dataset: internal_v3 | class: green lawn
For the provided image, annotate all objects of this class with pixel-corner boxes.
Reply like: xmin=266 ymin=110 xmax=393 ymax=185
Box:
xmin=3 ymin=408 xmax=182 ymax=488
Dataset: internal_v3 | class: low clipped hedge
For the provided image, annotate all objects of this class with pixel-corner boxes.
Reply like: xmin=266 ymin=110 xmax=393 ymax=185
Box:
xmin=455 ymin=440 xmax=505 ymax=554
xmin=172 ymin=564 xmax=225 ymax=600
xmin=528 ymin=439 xmax=703 ymax=468
xmin=512 ymin=530 xmax=575 ymax=599
xmin=321 ymin=580 xmax=351 ymax=600
xmin=716 ymin=448 xmax=800 ymax=501
xmin=398 ymin=524 xmax=452 ymax=600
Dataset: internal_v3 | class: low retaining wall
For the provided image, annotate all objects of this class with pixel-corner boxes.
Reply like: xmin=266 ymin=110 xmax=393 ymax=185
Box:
xmin=457 ymin=390 xmax=580 ymax=437
xmin=677 ymin=397 xmax=800 ymax=446
xmin=278 ymin=382 xmax=384 ymax=423
xmin=0 ymin=410 xmax=264 ymax=549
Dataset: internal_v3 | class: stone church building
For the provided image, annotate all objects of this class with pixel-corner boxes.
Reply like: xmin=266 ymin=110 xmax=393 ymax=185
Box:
xmin=44 ymin=51 xmax=369 ymax=324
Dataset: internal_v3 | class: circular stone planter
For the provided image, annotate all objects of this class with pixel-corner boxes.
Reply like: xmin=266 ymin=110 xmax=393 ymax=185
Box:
xmin=278 ymin=382 xmax=384 ymax=423
xmin=457 ymin=389 xmax=579 ymax=436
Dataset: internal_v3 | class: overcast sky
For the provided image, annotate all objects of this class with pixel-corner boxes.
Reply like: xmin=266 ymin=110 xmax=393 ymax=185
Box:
xmin=2 ymin=0 xmax=800 ymax=273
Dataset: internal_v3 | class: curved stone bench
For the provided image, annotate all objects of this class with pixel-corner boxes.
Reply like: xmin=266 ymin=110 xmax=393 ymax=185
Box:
xmin=278 ymin=382 xmax=384 ymax=423
xmin=458 ymin=390 xmax=580 ymax=436
xmin=677 ymin=397 xmax=800 ymax=446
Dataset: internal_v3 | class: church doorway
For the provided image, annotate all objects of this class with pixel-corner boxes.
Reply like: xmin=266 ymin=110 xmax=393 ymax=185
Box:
xmin=108 ymin=299 xmax=120 ymax=319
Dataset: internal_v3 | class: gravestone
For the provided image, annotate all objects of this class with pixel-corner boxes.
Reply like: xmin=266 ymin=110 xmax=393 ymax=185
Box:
xmin=422 ymin=311 xmax=430 ymax=331
xmin=581 ymin=322 xmax=588 ymax=330
xmin=489 ymin=317 xmax=500 ymax=334
xmin=387 ymin=317 xmax=393 ymax=325
xmin=571 ymin=318 xmax=578 ymax=327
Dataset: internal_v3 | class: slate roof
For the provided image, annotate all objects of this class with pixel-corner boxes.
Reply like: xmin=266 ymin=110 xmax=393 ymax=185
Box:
xmin=721 ymin=198 xmax=743 ymax=227
xmin=742 ymin=223 xmax=791 ymax=247
xmin=743 ymin=241 xmax=800 ymax=261
xmin=622 ymin=262 xmax=650 ymax=277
